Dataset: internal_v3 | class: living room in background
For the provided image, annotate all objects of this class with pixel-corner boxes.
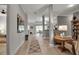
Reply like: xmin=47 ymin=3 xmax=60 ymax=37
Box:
xmin=0 ymin=5 xmax=7 ymax=55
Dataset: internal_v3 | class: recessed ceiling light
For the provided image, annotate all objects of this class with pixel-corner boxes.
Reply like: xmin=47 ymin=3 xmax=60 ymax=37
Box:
xmin=68 ymin=4 xmax=75 ymax=7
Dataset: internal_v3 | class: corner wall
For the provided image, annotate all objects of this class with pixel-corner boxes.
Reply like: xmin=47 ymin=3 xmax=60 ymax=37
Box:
xmin=57 ymin=15 xmax=73 ymax=36
xmin=7 ymin=4 xmax=27 ymax=54
xmin=49 ymin=5 xmax=55 ymax=47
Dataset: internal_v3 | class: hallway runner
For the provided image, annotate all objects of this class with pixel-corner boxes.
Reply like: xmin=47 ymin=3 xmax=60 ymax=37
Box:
xmin=28 ymin=39 xmax=41 ymax=54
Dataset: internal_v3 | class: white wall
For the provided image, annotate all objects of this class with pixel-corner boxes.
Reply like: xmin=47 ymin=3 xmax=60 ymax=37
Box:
xmin=24 ymin=14 xmax=28 ymax=35
xmin=67 ymin=15 xmax=73 ymax=36
xmin=49 ymin=5 xmax=55 ymax=47
xmin=57 ymin=15 xmax=73 ymax=36
xmin=7 ymin=5 xmax=27 ymax=54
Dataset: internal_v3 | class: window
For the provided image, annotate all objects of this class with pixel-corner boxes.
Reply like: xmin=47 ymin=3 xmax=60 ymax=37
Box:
xmin=36 ymin=25 xmax=43 ymax=33
xmin=44 ymin=17 xmax=49 ymax=24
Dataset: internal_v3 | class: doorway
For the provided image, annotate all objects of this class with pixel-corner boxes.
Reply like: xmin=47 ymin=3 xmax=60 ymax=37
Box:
xmin=0 ymin=5 xmax=7 ymax=55
xmin=35 ymin=25 xmax=43 ymax=36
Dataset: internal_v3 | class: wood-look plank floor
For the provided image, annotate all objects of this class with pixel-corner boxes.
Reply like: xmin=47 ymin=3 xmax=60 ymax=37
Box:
xmin=0 ymin=37 xmax=6 ymax=55
xmin=16 ymin=35 xmax=74 ymax=55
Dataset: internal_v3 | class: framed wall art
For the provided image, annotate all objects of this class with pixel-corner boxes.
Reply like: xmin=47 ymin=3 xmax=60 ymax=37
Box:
xmin=17 ymin=14 xmax=24 ymax=33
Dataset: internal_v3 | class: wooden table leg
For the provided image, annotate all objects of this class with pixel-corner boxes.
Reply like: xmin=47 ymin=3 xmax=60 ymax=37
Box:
xmin=61 ymin=41 xmax=66 ymax=52
xmin=58 ymin=41 xmax=65 ymax=52
xmin=72 ymin=44 xmax=76 ymax=55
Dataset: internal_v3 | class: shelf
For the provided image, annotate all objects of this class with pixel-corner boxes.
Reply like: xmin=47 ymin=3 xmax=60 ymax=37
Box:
xmin=73 ymin=28 xmax=79 ymax=30
xmin=71 ymin=20 xmax=79 ymax=23
xmin=71 ymin=19 xmax=79 ymax=40
xmin=73 ymin=24 xmax=79 ymax=26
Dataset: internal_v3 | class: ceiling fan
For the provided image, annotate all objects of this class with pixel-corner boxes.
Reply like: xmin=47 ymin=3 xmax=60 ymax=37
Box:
xmin=0 ymin=9 xmax=7 ymax=14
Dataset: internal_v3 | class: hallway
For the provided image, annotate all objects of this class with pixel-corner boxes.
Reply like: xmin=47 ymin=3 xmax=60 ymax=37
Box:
xmin=1 ymin=1 xmax=79 ymax=59
xmin=5 ymin=4 xmax=79 ymax=55
xmin=16 ymin=35 xmax=72 ymax=55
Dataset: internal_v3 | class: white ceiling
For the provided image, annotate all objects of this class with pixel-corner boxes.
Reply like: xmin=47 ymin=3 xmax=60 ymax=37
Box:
xmin=0 ymin=5 xmax=7 ymax=10
xmin=20 ymin=4 xmax=46 ymax=15
xmin=21 ymin=4 xmax=79 ymax=16
xmin=0 ymin=5 xmax=7 ymax=16
xmin=20 ymin=4 xmax=49 ymax=24
xmin=53 ymin=4 xmax=69 ymax=16
xmin=59 ymin=4 xmax=79 ymax=16
xmin=20 ymin=4 xmax=79 ymax=23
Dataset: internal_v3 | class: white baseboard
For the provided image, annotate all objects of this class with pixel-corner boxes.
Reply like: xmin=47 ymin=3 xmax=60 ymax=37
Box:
xmin=14 ymin=40 xmax=25 ymax=54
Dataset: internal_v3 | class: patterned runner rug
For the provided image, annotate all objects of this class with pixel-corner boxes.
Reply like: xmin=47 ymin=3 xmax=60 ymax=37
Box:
xmin=28 ymin=39 xmax=41 ymax=55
